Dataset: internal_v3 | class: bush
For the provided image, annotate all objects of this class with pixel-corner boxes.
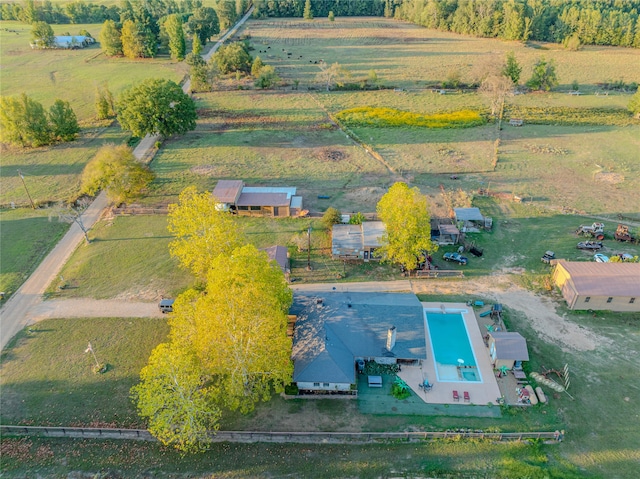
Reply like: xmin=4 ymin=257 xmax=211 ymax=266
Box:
xmin=505 ymin=105 xmax=638 ymax=126
xmin=322 ymin=207 xmax=342 ymax=230
xmin=284 ymin=383 xmax=299 ymax=395
xmin=349 ymin=212 xmax=365 ymax=225
xmin=335 ymin=107 xmax=485 ymax=129
xmin=391 ymin=377 xmax=411 ymax=400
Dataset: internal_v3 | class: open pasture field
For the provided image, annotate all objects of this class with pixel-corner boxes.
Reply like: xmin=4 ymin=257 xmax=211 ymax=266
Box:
xmin=0 ymin=125 xmax=129 ymax=206
xmin=0 ymin=208 xmax=69 ymax=298
xmin=243 ymin=17 xmax=640 ymax=90
xmin=0 ymin=21 xmax=186 ymax=122
xmin=154 ymin=90 xmax=390 ymax=211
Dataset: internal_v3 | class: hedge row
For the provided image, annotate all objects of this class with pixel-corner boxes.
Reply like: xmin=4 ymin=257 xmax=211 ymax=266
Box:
xmin=505 ymin=106 xmax=638 ymax=127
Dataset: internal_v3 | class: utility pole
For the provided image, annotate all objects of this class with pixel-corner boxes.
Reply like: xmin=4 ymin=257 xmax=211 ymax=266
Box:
xmin=306 ymin=226 xmax=312 ymax=271
xmin=17 ymin=170 xmax=35 ymax=209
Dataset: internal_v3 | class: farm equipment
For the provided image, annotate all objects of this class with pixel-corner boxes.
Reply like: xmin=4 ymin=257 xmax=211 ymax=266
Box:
xmin=576 ymin=223 xmax=605 ymax=240
xmin=443 ymin=252 xmax=468 ymax=265
xmin=614 ymin=224 xmax=634 ymax=242
xmin=577 ymin=241 xmax=603 ymax=250
xmin=541 ymin=251 xmax=555 ymax=264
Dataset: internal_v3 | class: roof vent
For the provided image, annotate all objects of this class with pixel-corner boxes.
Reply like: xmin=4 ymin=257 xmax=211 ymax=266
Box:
xmin=386 ymin=326 xmax=397 ymax=351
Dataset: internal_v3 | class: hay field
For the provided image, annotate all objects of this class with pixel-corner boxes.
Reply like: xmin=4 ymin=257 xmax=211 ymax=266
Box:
xmin=244 ymin=17 xmax=640 ymax=89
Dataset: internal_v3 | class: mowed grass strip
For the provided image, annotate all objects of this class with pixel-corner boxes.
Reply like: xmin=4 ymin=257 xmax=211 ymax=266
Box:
xmin=0 ymin=208 xmax=69 ymax=297
xmin=0 ymin=317 xmax=169 ymax=428
xmin=0 ymin=437 xmax=583 ymax=478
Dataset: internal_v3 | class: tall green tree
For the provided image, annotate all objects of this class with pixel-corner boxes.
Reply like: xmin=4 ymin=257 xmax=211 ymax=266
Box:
xmin=211 ymin=42 xmax=252 ymax=74
xmin=48 ymin=99 xmax=79 ymax=142
xmin=502 ymin=52 xmax=522 ymax=85
xmin=526 ymin=57 xmax=559 ymax=91
xmin=0 ymin=94 xmax=51 ymax=147
xmin=186 ymin=53 xmax=210 ymax=92
xmin=169 ymin=244 xmax=294 ymax=414
xmin=214 ymin=0 xmax=237 ymax=30
xmin=31 ymin=21 xmax=55 ymax=48
xmin=192 ymin=35 xmax=202 ymax=55
xmin=95 ymin=84 xmax=115 ymax=120
xmin=375 ymin=182 xmax=436 ymax=271
xmin=303 ymin=0 xmax=313 ymax=20
xmin=121 ymin=19 xmax=145 ymax=58
xmin=251 ymin=56 xmax=264 ymax=77
xmin=164 ymin=14 xmax=186 ymax=60
xmin=99 ymin=19 xmax=122 ymax=56
xmin=188 ymin=7 xmax=220 ymax=45
xmin=131 ymin=342 xmax=220 ymax=453
xmin=167 ymin=186 xmax=245 ymax=280
xmin=254 ymin=65 xmax=278 ymax=89
xmin=81 ymin=144 xmax=155 ymax=204
xmin=116 ymin=78 xmax=197 ymax=138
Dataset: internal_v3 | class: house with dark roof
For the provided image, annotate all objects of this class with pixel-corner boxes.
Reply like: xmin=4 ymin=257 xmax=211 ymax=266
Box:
xmin=487 ymin=332 xmax=529 ymax=369
xmin=552 ymin=261 xmax=640 ymax=312
xmin=331 ymin=221 xmax=385 ymax=261
xmin=290 ymin=292 xmax=427 ymax=394
xmin=212 ymin=180 xmax=303 ymax=217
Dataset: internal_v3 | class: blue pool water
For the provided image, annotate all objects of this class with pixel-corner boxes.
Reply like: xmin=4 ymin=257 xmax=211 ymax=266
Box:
xmin=425 ymin=311 xmax=482 ymax=382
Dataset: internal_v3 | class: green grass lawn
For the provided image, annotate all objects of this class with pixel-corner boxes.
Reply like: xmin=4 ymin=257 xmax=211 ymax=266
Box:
xmin=0 ymin=317 xmax=169 ymax=428
xmin=0 ymin=21 xmax=187 ymax=122
xmin=0 ymin=125 xmax=130 ymax=206
xmin=0 ymin=208 xmax=69 ymax=298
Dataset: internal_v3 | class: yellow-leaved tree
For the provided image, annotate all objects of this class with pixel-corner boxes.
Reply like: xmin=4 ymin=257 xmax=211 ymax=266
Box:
xmin=130 ymin=342 xmax=220 ymax=453
xmin=376 ymin=182 xmax=437 ymax=270
xmin=170 ymin=244 xmax=294 ymax=414
xmin=167 ymin=186 xmax=245 ymax=281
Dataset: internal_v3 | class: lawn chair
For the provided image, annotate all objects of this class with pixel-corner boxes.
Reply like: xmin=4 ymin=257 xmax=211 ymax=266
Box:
xmin=464 ymin=391 xmax=470 ymax=402
xmin=453 ymin=390 xmax=460 ymax=402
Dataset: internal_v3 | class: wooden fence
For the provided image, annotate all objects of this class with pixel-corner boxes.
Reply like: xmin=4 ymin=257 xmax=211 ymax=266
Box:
xmin=414 ymin=270 xmax=464 ymax=278
xmin=0 ymin=425 xmax=562 ymax=444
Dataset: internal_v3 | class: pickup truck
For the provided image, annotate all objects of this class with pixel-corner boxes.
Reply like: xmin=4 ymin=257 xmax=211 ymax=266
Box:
xmin=443 ymin=252 xmax=468 ymax=265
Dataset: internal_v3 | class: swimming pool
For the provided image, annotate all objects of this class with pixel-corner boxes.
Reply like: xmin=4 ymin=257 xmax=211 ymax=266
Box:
xmin=425 ymin=311 xmax=482 ymax=382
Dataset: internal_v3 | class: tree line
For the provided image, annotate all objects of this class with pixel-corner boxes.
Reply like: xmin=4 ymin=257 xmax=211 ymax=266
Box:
xmin=394 ymin=0 xmax=640 ymax=48
xmin=252 ymin=0 xmax=386 ymax=18
xmin=0 ymin=0 xmax=247 ymax=28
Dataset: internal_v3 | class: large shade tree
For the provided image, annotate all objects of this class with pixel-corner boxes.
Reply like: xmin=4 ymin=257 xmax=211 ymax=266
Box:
xmin=131 ymin=342 xmax=220 ymax=453
xmin=167 ymin=186 xmax=245 ymax=281
xmin=116 ymin=78 xmax=197 ymax=138
xmin=0 ymin=94 xmax=52 ymax=147
xmin=169 ymin=244 xmax=294 ymax=414
xmin=376 ymin=182 xmax=437 ymax=271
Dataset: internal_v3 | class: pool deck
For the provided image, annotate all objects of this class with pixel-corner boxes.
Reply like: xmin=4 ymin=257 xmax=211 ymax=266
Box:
xmin=396 ymin=302 xmax=501 ymax=406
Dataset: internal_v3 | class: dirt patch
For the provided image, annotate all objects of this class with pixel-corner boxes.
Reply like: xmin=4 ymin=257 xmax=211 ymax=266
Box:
xmin=594 ymin=172 xmax=624 ymax=184
xmin=316 ymin=147 xmax=347 ymax=162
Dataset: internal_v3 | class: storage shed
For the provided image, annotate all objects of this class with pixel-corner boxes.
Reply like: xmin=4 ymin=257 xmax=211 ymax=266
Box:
xmin=553 ymin=261 xmax=640 ymax=312
xmin=488 ymin=332 xmax=529 ymax=369
xmin=332 ymin=221 xmax=385 ymax=261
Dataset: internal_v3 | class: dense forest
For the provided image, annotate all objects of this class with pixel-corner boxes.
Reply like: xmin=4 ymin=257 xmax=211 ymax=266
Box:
xmin=1 ymin=0 xmax=639 ymax=48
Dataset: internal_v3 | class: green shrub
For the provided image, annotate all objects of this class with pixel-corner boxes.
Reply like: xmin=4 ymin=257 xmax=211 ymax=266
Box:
xmin=335 ymin=107 xmax=485 ymax=129
xmin=391 ymin=377 xmax=411 ymax=400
